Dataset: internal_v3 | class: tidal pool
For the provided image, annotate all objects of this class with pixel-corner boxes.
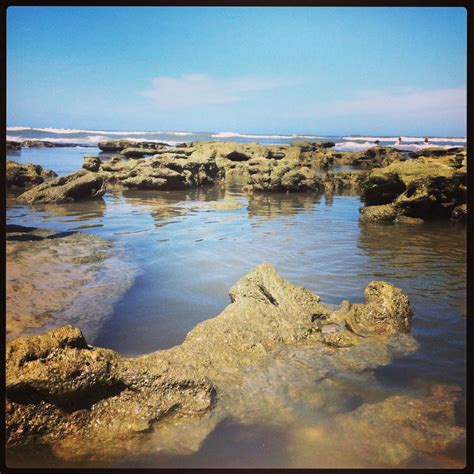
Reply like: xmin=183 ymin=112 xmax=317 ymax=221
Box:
xmin=6 ymin=148 xmax=466 ymax=468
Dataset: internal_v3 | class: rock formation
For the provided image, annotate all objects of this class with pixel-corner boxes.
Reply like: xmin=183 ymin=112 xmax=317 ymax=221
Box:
xmin=7 ymin=160 xmax=58 ymax=189
xmin=6 ymin=263 xmax=414 ymax=460
xmin=18 ymin=169 xmax=105 ymax=204
xmin=360 ymin=153 xmax=466 ymax=222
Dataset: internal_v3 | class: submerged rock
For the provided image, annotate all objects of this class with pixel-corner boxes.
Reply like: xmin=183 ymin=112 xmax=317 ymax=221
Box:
xmin=6 ymin=263 xmax=414 ymax=460
xmin=288 ymin=384 xmax=465 ymax=468
xmin=18 ymin=169 xmax=106 ymax=204
xmin=7 ymin=160 xmax=58 ymax=189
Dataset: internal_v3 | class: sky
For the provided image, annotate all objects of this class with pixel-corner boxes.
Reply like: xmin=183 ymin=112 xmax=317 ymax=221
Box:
xmin=6 ymin=6 xmax=467 ymax=136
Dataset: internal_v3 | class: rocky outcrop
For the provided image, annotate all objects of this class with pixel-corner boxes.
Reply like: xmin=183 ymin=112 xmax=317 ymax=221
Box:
xmin=324 ymin=171 xmax=369 ymax=194
xmin=451 ymin=203 xmax=467 ymax=222
xmin=82 ymin=155 xmax=101 ymax=172
xmin=18 ymin=169 xmax=105 ymax=204
xmin=97 ymin=140 xmax=168 ymax=153
xmin=20 ymin=140 xmax=93 ymax=148
xmin=360 ymin=153 xmax=466 ymax=222
xmin=101 ymin=154 xmax=222 ymax=190
xmin=291 ymin=140 xmax=336 ymax=151
xmin=7 ymin=160 xmax=58 ymax=188
xmin=247 ymin=159 xmax=324 ymax=192
xmin=7 ymin=141 xmax=22 ymax=151
xmin=335 ymin=146 xmax=404 ymax=168
xmin=6 ymin=263 xmax=413 ymax=459
xmin=120 ymin=147 xmax=159 ymax=158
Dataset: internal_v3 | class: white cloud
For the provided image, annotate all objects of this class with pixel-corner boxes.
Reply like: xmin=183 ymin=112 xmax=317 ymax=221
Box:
xmin=142 ymin=73 xmax=295 ymax=109
xmin=312 ymin=87 xmax=466 ymax=119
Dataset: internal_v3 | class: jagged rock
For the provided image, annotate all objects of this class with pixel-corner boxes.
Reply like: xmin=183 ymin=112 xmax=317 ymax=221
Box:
xmin=451 ymin=203 xmax=467 ymax=222
xmin=82 ymin=155 xmax=101 ymax=172
xmin=20 ymin=140 xmax=90 ymax=148
xmin=7 ymin=141 xmax=21 ymax=151
xmin=97 ymin=140 xmax=167 ymax=153
xmin=360 ymin=154 xmax=466 ymax=220
xmin=6 ymin=263 xmax=413 ymax=459
xmin=324 ymin=171 xmax=369 ymax=193
xmin=408 ymin=146 xmax=466 ymax=158
xmin=291 ymin=141 xmax=335 ymax=151
xmin=247 ymin=159 xmax=324 ymax=192
xmin=18 ymin=169 xmax=105 ymax=204
xmin=336 ymin=146 xmax=404 ymax=168
xmin=7 ymin=160 xmax=58 ymax=188
xmin=359 ymin=204 xmax=400 ymax=223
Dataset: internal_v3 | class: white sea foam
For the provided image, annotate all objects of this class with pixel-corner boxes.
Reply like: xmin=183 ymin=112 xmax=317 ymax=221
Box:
xmin=212 ymin=131 xmax=295 ymax=139
xmin=334 ymin=140 xmax=457 ymax=152
xmin=343 ymin=135 xmax=466 ymax=143
xmin=6 ymin=126 xmax=170 ymax=136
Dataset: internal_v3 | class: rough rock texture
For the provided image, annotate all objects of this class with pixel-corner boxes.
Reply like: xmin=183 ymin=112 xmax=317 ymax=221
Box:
xmin=97 ymin=140 xmax=167 ymax=153
xmin=6 ymin=263 xmax=413 ymax=460
xmin=82 ymin=155 xmax=101 ymax=172
xmin=7 ymin=140 xmax=22 ymax=151
xmin=360 ymin=153 xmax=467 ymax=221
xmin=18 ymin=169 xmax=106 ymax=204
xmin=247 ymin=159 xmax=324 ymax=192
xmin=120 ymin=147 xmax=160 ymax=158
xmin=324 ymin=171 xmax=369 ymax=194
xmin=289 ymin=384 xmax=465 ymax=468
xmin=335 ymin=146 xmax=404 ymax=168
xmin=7 ymin=160 xmax=58 ymax=188
xmin=451 ymin=203 xmax=467 ymax=222
xmin=20 ymin=140 xmax=92 ymax=148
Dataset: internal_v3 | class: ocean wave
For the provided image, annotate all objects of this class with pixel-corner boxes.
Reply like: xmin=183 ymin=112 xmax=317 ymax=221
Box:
xmin=212 ymin=131 xmax=295 ymax=139
xmin=334 ymin=141 xmax=457 ymax=152
xmin=343 ymin=135 xmax=466 ymax=143
xmin=7 ymin=135 xmax=180 ymax=147
xmin=7 ymin=126 xmax=172 ymax=136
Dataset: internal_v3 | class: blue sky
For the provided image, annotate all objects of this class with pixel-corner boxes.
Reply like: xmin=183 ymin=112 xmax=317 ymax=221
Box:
xmin=7 ymin=6 xmax=467 ymax=135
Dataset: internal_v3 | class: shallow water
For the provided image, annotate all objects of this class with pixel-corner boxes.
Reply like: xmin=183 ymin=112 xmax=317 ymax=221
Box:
xmin=6 ymin=147 xmax=466 ymax=468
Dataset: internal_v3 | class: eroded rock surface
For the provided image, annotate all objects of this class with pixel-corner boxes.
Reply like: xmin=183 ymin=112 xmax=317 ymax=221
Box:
xmin=18 ymin=169 xmax=106 ymax=204
xmin=360 ymin=152 xmax=467 ymax=222
xmin=7 ymin=160 xmax=58 ymax=189
xmin=6 ymin=263 xmax=414 ymax=461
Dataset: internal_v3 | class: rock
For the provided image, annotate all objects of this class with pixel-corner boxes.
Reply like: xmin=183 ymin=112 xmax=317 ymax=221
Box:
xmin=359 ymin=204 xmax=400 ymax=223
xmin=7 ymin=160 xmax=58 ymax=188
xmin=6 ymin=263 xmax=413 ymax=459
xmin=394 ymin=215 xmax=424 ymax=224
xmin=82 ymin=155 xmax=101 ymax=172
xmin=451 ymin=203 xmax=467 ymax=222
xmin=120 ymin=147 xmax=158 ymax=158
xmin=408 ymin=146 xmax=465 ymax=158
xmin=324 ymin=171 xmax=369 ymax=194
xmin=7 ymin=140 xmax=21 ymax=151
xmin=18 ymin=169 xmax=106 ymax=204
xmin=97 ymin=140 xmax=167 ymax=153
xmin=336 ymin=146 xmax=404 ymax=169
xmin=247 ymin=159 xmax=324 ymax=192
xmin=361 ymin=154 xmax=466 ymax=219
xmin=20 ymin=140 xmax=92 ymax=148
xmin=341 ymin=281 xmax=412 ymax=337
xmin=291 ymin=141 xmax=335 ymax=151
xmin=288 ymin=384 xmax=465 ymax=468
